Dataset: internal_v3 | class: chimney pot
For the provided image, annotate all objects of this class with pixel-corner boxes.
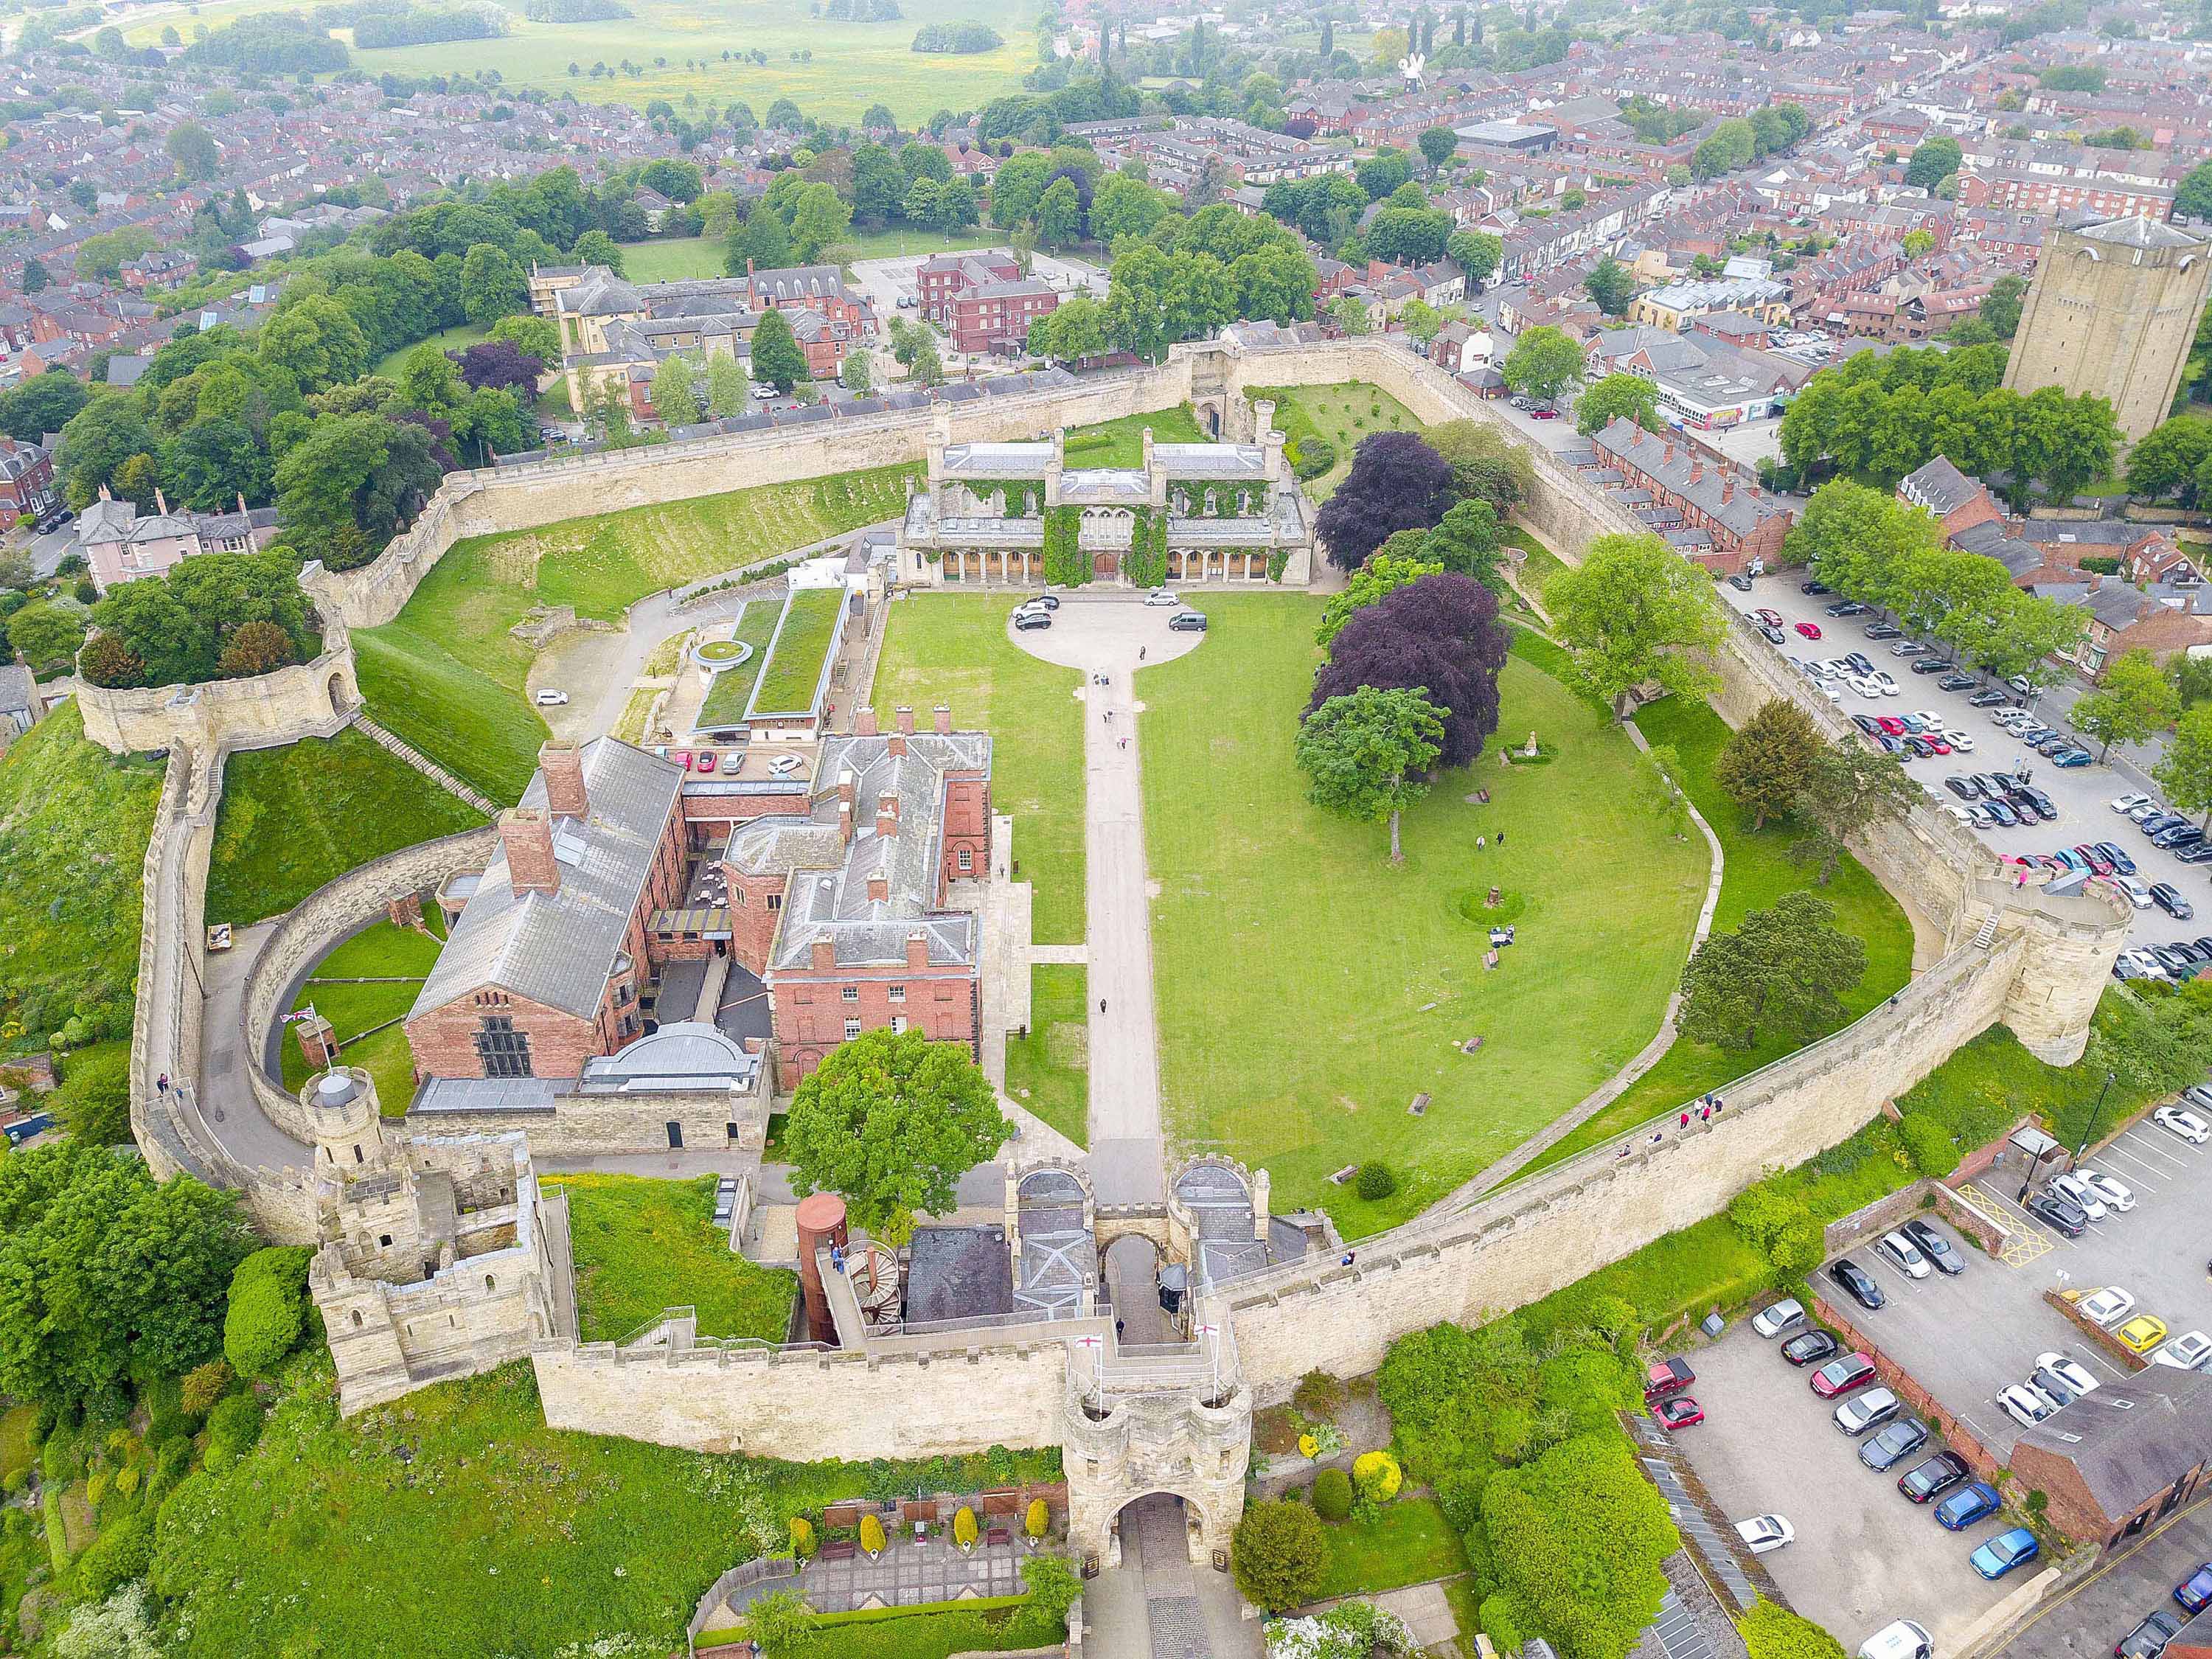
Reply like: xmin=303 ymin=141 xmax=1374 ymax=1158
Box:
xmin=1722 ymin=476 xmax=1736 ymax=503
xmin=540 ymin=740 xmax=588 ymax=818
xmin=1689 ymin=460 xmax=1705 ymax=484
xmin=498 ymin=807 xmax=560 ymax=898
xmin=932 ymin=703 xmax=952 ymax=735
xmin=876 ymin=793 xmax=900 ymax=838
xmin=868 ymin=869 xmax=889 ymax=903
xmin=836 ymin=768 xmax=855 ymax=810
xmin=895 ymin=705 xmax=915 ymax=735
xmin=837 ymin=799 xmax=853 ymax=844
xmin=811 ymin=937 xmax=835 ymax=970
xmin=905 ymin=931 xmax=929 ymax=970
xmin=888 ymin=730 xmax=907 ymax=757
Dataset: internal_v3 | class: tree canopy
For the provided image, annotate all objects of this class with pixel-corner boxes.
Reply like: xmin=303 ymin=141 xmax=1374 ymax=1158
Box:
xmin=1545 ymin=533 xmax=1725 ymax=718
xmin=1678 ymin=890 xmax=1866 ymax=1051
xmin=1310 ymin=572 xmax=1509 ymax=768
xmin=1314 ymin=431 xmax=1457 ymax=570
xmin=1295 ymin=686 xmax=1447 ymax=860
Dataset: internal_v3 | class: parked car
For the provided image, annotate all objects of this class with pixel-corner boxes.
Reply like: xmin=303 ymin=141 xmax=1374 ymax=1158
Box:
xmin=1826 ymin=600 xmax=1871 ymax=616
xmin=1899 ymin=1219 xmax=1964 ymax=1275
xmin=1728 ymin=572 xmax=1755 ymax=591
xmin=1644 ymin=1357 xmax=1696 ymax=1402
xmin=1802 ymin=579 xmax=1832 ymax=594
xmin=2118 ymin=1315 xmax=2171 ymax=1355
xmin=1829 ymin=1256 xmax=1886 ymax=1311
xmin=1834 ymin=1387 xmax=1901 ymax=1436
xmin=2053 ymin=748 xmax=2094 ymax=767
xmin=2074 ymin=1169 xmax=2135 ymax=1212
xmin=2153 ymin=884 xmax=2197 ymax=921
xmin=2151 ymin=1330 xmax=2212 ymax=1371
xmin=2012 ymin=786 xmax=2056 ymax=820
xmin=1858 ymin=1416 xmax=1930 ymax=1471
xmin=1892 ymin=642 xmax=1927 ymax=658
xmin=1935 ymin=1482 xmax=2003 ymax=1530
xmin=1144 ymin=588 xmax=1180 ymax=607
xmin=2031 ymin=1353 xmax=2100 ymax=1399
xmin=2047 ymin=1172 xmax=2108 ymax=1220
xmin=2154 ymin=1106 xmax=2211 ymax=1144
xmin=1029 ymin=593 xmax=1061 ymax=610
xmin=2026 ymin=1190 xmax=2089 ymax=1237
xmin=1169 ymin=611 xmax=1208 ymax=632
xmin=2115 ymin=875 xmax=2155 ymax=909
xmin=1734 ymin=1514 xmax=1794 ymax=1555
xmin=2094 ymin=841 xmax=2138 ymax=875
xmin=1751 ymin=1298 xmax=1805 ymax=1338
xmin=1876 ymin=1231 xmax=1932 ymax=1281
xmin=1866 ymin=624 xmax=1904 ymax=640
xmin=2028 ymin=1363 xmax=2087 ymax=1408
xmin=534 ymin=689 xmax=570 ymax=706
xmin=1997 ymin=1382 xmax=2058 ymax=1429
xmin=1969 ymin=1527 xmax=2041 ymax=1580
xmin=1858 ymin=1621 xmax=1932 ymax=1659
xmin=1015 ymin=611 xmax=1054 ymax=630
xmin=1759 ymin=622 xmax=1786 ymax=644
xmin=2116 ymin=1610 xmax=2185 ymax=1659
xmin=1897 ymin=1452 xmax=1970 ymax=1504
xmin=1786 ymin=1331 xmax=1843 ymax=1368
xmin=1753 ymin=609 xmax=1783 ymax=627
xmin=1795 ymin=621 xmax=1823 ymax=640
xmin=2113 ymin=794 xmax=2157 ymax=815
xmin=1655 ymin=1396 xmax=1705 ymax=1428
xmin=1809 ymin=1350 xmax=1876 ymax=1394
xmin=1969 ymin=690 xmax=2010 ymax=707
xmin=2174 ymin=1563 xmax=2212 ymax=1614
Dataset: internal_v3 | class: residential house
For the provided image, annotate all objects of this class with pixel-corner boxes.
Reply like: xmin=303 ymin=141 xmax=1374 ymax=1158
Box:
xmin=1585 ymin=417 xmax=1796 ymax=572
xmin=75 ymin=487 xmax=282 ymax=591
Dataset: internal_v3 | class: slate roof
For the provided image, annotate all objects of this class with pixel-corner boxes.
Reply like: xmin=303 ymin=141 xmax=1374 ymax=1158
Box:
xmin=905 ymin=1225 xmax=1015 ymax=1323
xmin=2014 ymin=1369 xmax=2212 ymax=1520
xmin=2074 ymin=215 xmax=2203 ymax=251
xmin=0 ymin=664 xmax=36 ymax=717
xmin=1899 ymin=456 xmax=1983 ymax=516
xmin=412 ymin=739 xmax=684 ymax=1024
xmin=1590 ymin=417 xmax=1792 ymax=540
xmin=720 ymin=729 xmax=990 ymax=973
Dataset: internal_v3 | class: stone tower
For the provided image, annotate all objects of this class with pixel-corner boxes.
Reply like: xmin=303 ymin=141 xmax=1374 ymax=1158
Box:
xmin=306 ymin=1065 xmax=387 ymax=1179
xmin=2002 ymin=217 xmax=2211 ymax=442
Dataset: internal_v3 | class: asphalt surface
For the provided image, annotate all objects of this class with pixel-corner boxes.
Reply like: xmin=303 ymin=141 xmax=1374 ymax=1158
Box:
xmin=1663 ymin=1325 xmax=2020 ymax=1655
xmin=1989 ymin=1505 xmax=2212 ymax=1659
xmin=1823 ymin=1119 xmax=2212 ymax=1461
xmin=1719 ymin=576 xmax=2205 ymax=950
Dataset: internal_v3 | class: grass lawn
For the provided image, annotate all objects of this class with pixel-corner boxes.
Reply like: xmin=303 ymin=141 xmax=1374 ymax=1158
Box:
xmin=703 ymin=1598 xmax=1046 ymax=1658
xmin=1506 ymin=525 xmax=1569 ymax=605
xmin=1309 ymin=1495 xmax=1472 ymax=1600
xmin=0 ymin=703 xmax=163 ymax=1060
xmin=0 ymin=1405 xmax=34 ymax=1486
xmin=619 ymin=236 xmax=726 ymax=284
xmin=151 ymin=1354 xmax=1060 ymax=1659
xmin=1512 ymin=694 xmax=1916 ymax=1180
xmin=354 ymin=617 xmax=552 ymax=805
xmin=206 ymin=728 xmax=486 ymax=925
xmin=1246 ymin=382 xmax=1422 ymax=502
xmin=372 ymin=321 xmax=488 ymax=379
xmin=872 ymin=595 xmax=1086 ymax=945
xmin=697 ymin=598 xmax=783 ymax=726
xmin=1060 ymin=404 xmax=1209 ymax=468
xmin=841 ymin=226 xmax=1009 ymax=262
xmin=545 ymin=1173 xmax=796 ymax=1344
xmin=309 ymin=917 xmax=445 ymax=978
xmin=1006 ymin=963 xmax=1088 ymax=1147
xmin=1142 ymin=595 xmax=1708 ymax=1234
xmin=277 ymin=926 xmax=434 ymax=1115
xmin=750 ymin=587 xmax=846 ymax=717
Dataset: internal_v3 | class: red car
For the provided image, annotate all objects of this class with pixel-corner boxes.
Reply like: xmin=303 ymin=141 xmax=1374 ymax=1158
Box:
xmin=1655 ymin=1396 xmax=1705 ymax=1429
xmin=1876 ymin=716 xmax=1906 ymax=735
xmin=697 ymin=751 xmax=717 ymax=774
xmin=1926 ymin=737 xmax=1952 ymax=755
xmin=1643 ymin=1357 xmax=1695 ymax=1402
xmin=2072 ymin=844 xmax=2114 ymax=875
xmin=1809 ymin=1352 xmax=1878 ymax=1397
xmin=674 ymin=750 xmax=693 ymax=770
xmin=1795 ymin=621 xmax=1822 ymax=640
xmin=1753 ymin=608 xmax=1783 ymax=627
xmin=1530 ymin=407 xmax=1559 ymax=420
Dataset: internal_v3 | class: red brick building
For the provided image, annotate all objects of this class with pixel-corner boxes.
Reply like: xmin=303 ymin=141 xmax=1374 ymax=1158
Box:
xmin=916 ymin=253 xmax=1060 ymax=355
xmin=1587 ymin=417 xmax=1795 ymax=574
xmin=2011 ymin=1371 xmax=2212 ymax=1552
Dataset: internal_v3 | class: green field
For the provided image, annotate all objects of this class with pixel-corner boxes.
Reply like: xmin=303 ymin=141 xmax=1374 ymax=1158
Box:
xmin=121 ymin=0 xmax=1042 ymax=125
xmin=372 ymin=321 xmax=489 ymax=379
xmin=0 ymin=703 xmax=163 ymax=1057
xmin=1141 ymin=595 xmax=1709 ymax=1233
xmin=1006 ymin=962 xmax=1088 ymax=1146
xmin=619 ymin=236 xmax=726 ymax=285
xmin=696 ymin=598 xmax=783 ymax=727
xmin=1249 ymin=383 xmax=1423 ymax=501
xmin=871 ymin=596 xmax=1085 ymax=944
xmin=148 ymin=1355 xmax=1060 ymax=1659
xmin=206 ymin=728 xmax=486 ymax=925
xmin=1060 ymin=404 xmax=1208 ymax=468
xmin=276 ymin=919 xmax=445 ymax=1116
xmin=545 ymin=1173 xmax=796 ymax=1344
xmin=750 ymin=586 xmax=846 ymax=717
xmin=1308 ymin=1495 xmax=1472 ymax=1601
xmin=1512 ymin=694 xmax=1916 ymax=1178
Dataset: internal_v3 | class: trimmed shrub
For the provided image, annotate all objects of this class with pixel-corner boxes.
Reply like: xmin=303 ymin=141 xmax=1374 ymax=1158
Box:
xmin=1354 ymin=1162 xmax=1398 ymax=1200
xmin=953 ymin=1505 xmax=978 ymax=1549
xmin=1312 ymin=1467 xmax=1354 ymax=1520
xmin=222 ymin=1246 xmax=313 ymax=1377
xmin=73 ymin=1510 xmax=153 ymax=1601
xmin=1290 ymin=436 xmax=1338 ymax=480
xmin=178 ymin=1360 xmax=231 ymax=1419
xmin=1739 ymin=1597 xmax=1847 ymax=1659
xmin=1292 ymin=1369 xmax=1347 ymax=1419
xmin=859 ymin=1512 xmax=886 ymax=1556
xmin=201 ymin=1392 xmax=264 ymax=1472
xmin=1480 ymin=1591 xmax=1526 ymax=1655
xmin=1897 ymin=1111 xmax=1958 ymax=1177
xmin=1231 ymin=1499 xmax=1328 ymax=1610
xmin=1025 ymin=1497 xmax=1049 ymax=1540
xmin=1352 ymin=1449 xmax=1403 ymax=1503
xmin=788 ymin=1515 xmax=816 ymax=1559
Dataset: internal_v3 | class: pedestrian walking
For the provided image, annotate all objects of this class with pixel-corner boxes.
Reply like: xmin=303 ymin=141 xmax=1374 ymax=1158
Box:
xmin=156 ymin=1074 xmax=170 ymax=1096
xmin=1712 ymin=1096 xmax=1724 ymax=1114
xmin=1699 ymin=1105 xmax=1711 ymax=1123
xmin=1138 ymin=647 xmax=1147 ymax=661
xmin=1099 ymin=998 xmax=1107 ymax=1015
xmin=1340 ymin=1252 xmax=1356 ymax=1268
xmin=1497 ymin=830 xmax=1506 ymax=846
xmin=1679 ymin=1111 xmax=1691 ymax=1129
xmin=1476 ymin=835 xmax=1486 ymax=850
xmin=1649 ymin=1130 xmax=1664 ymax=1146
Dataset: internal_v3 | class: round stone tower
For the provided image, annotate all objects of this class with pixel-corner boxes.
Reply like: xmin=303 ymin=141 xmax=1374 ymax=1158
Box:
xmin=303 ymin=1066 xmax=385 ymax=1177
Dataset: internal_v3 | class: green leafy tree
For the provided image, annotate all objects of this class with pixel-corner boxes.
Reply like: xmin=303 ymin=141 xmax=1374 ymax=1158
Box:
xmin=1422 ymin=498 xmax=1503 ymax=586
xmin=51 ymin=1045 xmax=132 ymax=1144
xmin=1034 ymin=177 xmax=1084 ymax=248
xmin=166 ymin=122 xmax=220 ymax=181
xmin=393 ymin=343 xmax=465 ymax=417
xmin=839 ymin=347 xmax=873 ymax=394
xmin=258 ymin=295 xmax=372 ymax=394
xmin=1740 ymin=1599 xmax=1848 ymax=1659
xmin=1502 ymin=324 xmax=1585 ymax=406
xmin=5 ymin=600 xmax=88 ymax=673
xmin=221 ymin=1246 xmax=312 ymax=1376
xmin=705 ymin=351 xmax=750 ymax=417
xmin=57 ymin=394 xmax=159 ymax=509
xmin=1576 ymin=373 xmax=1660 ymax=436
xmin=1585 ymin=257 xmax=1635 ymax=316
xmin=1714 ymin=698 xmax=1824 ymax=830
xmin=748 ymin=309 xmax=810 ymax=392
xmin=2073 ymin=648 xmax=2178 ymax=761
xmin=1089 ymin=173 xmax=1169 ymax=246
xmin=1327 ymin=293 xmax=1373 ymax=335
xmin=1972 ymin=589 xmax=2086 ymax=693
xmin=782 ymin=1028 xmax=1007 ymax=1242
xmin=1231 ymin=1500 xmax=1329 ymax=1611
xmin=1679 ymin=890 xmax=1866 ymax=1051
xmin=459 ymin=243 xmax=528 ymax=327
xmin=786 ymin=182 xmax=853 ymax=261
xmin=1317 ymin=552 xmax=1444 ymax=646
xmin=1447 ymin=229 xmax=1502 ymax=286
xmin=2157 ymin=703 xmax=2212 ymax=831
xmin=745 ymin=1590 xmax=817 ymax=1655
xmin=1980 ymin=274 xmax=2025 ymax=340
xmin=75 ymin=228 xmax=158 ymax=282
xmin=651 ymin=353 xmax=702 ymax=425
xmin=571 ymin=229 xmax=625 ymax=274
xmin=1788 ymin=740 xmax=1919 ymax=885
xmin=1545 ymin=533 xmax=1725 ymax=718
xmin=1419 ymin=125 xmax=1459 ymax=170
xmin=2126 ymin=417 xmax=2212 ymax=504
xmin=1481 ymin=1433 xmax=1678 ymax=1659
xmin=1905 ymin=135 xmax=1961 ymax=190
xmin=0 ymin=369 xmax=89 ymax=442
xmin=1295 ymin=686 xmax=1446 ymax=861
xmin=725 ymin=208 xmax=793 ymax=274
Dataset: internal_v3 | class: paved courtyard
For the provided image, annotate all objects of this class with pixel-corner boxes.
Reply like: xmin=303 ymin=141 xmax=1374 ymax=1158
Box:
xmin=714 ymin=1535 xmax=1027 ymax=1623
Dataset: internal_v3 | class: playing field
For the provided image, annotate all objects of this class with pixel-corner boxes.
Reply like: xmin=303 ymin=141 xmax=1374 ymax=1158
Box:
xmin=128 ymin=0 xmax=1042 ymax=126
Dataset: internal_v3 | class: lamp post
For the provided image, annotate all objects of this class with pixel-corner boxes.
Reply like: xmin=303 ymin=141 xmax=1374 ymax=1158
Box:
xmin=2073 ymin=1071 xmax=2117 ymax=1166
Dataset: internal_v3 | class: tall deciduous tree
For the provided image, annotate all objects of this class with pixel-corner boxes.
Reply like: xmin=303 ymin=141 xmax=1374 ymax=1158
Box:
xmin=1313 ymin=431 xmax=1456 ymax=570
xmin=1231 ymin=1500 xmax=1329 ymax=1612
xmin=1317 ymin=552 xmax=1444 ymax=646
xmin=1585 ymin=257 xmax=1635 ymax=316
xmin=1422 ymin=498 xmax=1503 ymax=587
xmin=1481 ymin=1433 xmax=1678 ymax=1659
xmin=2157 ymin=704 xmax=2212 ymax=831
xmin=1295 ymin=686 xmax=1446 ymax=860
xmin=1545 ymin=533 xmax=1725 ymax=718
xmin=2073 ymin=648 xmax=2177 ymax=762
xmin=1447 ymin=229 xmax=1502 ymax=287
xmin=259 ymin=294 xmax=372 ymax=393
xmin=748 ymin=309 xmax=811 ymax=391
xmin=1576 ymin=373 xmax=1660 ymax=436
xmin=1310 ymin=572 xmax=1509 ymax=768
xmin=1714 ymin=698 xmax=1825 ymax=830
xmin=651 ymin=353 xmax=702 ymax=425
xmin=1678 ymin=890 xmax=1867 ymax=1051
xmin=1501 ymin=324 xmax=1585 ymax=406
xmin=1788 ymin=740 xmax=1919 ymax=885
xmin=783 ymin=1028 xmax=1007 ymax=1243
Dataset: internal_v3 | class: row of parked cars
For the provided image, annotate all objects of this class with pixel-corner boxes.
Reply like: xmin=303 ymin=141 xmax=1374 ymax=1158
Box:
xmin=2112 ymin=1559 xmax=2212 ymax=1659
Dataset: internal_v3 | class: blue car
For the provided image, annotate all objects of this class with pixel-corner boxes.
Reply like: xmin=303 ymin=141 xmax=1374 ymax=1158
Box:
xmin=2177 ymin=1563 xmax=2212 ymax=1613
xmin=1935 ymin=1482 xmax=2002 ymax=1530
xmin=2095 ymin=842 xmax=2138 ymax=876
xmin=2052 ymin=749 xmax=2093 ymax=768
xmin=1969 ymin=1527 xmax=2040 ymax=1580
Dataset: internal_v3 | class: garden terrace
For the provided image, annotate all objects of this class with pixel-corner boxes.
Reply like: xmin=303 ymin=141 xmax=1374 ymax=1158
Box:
xmin=748 ymin=588 xmax=849 ymax=721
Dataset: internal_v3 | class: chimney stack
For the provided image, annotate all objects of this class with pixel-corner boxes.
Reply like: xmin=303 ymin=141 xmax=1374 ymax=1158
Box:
xmin=1722 ymin=476 xmax=1736 ymax=504
xmin=540 ymin=739 xmax=588 ymax=819
xmin=837 ymin=798 xmax=853 ymax=845
xmin=836 ymin=767 xmax=855 ymax=812
xmin=905 ymin=931 xmax=930 ymax=970
xmin=895 ymin=705 xmax=916 ymax=735
xmin=876 ymin=792 xmax=900 ymax=838
xmin=499 ymin=808 xmax=560 ymax=898
xmin=855 ymin=707 xmax=879 ymax=737
xmin=868 ymin=869 xmax=889 ymax=904
xmin=1662 ymin=440 xmax=1674 ymax=465
xmin=932 ymin=703 xmax=952 ymax=735
xmin=154 ymin=486 xmax=168 ymax=515
xmin=811 ymin=938 xmax=835 ymax=970
xmin=1689 ymin=460 xmax=1705 ymax=484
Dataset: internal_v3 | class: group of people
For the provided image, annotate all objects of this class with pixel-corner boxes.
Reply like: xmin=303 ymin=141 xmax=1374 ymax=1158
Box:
xmin=1618 ymin=1094 xmax=1727 ymax=1158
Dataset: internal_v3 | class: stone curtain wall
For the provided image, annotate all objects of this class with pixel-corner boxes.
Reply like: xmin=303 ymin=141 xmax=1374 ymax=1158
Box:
xmin=237 ymin=827 xmax=498 ymax=1140
xmin=77 ymin=633 xmax=360 ymax=758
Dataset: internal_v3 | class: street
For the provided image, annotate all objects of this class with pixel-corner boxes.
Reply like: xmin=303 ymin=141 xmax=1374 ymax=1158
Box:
xmin=1719 ymin=575 xmax=2209 ymax=950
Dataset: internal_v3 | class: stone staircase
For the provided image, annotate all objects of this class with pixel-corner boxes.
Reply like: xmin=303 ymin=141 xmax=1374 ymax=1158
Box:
xmin=350 ymin=713 xmax=499 ymax=816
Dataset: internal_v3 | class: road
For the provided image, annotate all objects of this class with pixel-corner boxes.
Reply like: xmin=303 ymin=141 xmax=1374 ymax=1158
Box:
xmin=1719 ymin=575 xmax=2211 ymax=950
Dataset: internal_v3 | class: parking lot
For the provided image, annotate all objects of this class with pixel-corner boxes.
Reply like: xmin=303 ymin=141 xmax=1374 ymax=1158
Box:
xmin=1989 ymin=1505 xmax=2212 ymax=1659
xmin=1663 ymin=1326 xmax=2022 ymax=1655
xmin=1718 ymin=575 xmax=2211 ymax=950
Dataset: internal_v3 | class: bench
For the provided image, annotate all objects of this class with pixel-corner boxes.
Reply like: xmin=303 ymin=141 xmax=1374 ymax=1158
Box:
xmin=820 ymin=1540 xmax=858 ymax=1562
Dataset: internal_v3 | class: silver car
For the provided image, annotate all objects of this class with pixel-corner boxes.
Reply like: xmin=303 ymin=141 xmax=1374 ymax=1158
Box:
xmin=1752 ymin=1297 xmax=1806 ymax=1338
xmin=1834 ymin=1387 xmax=1900 ymax=1436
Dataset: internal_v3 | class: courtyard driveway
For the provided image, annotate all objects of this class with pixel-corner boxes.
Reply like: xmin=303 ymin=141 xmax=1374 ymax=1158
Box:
xmin=1009 ymin=597 xmax=1206 ymax=1203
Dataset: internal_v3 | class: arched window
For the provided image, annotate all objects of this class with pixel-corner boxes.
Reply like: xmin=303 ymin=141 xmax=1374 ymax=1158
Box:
xmin=351 ymin=1310 xmax=363 ymax=1327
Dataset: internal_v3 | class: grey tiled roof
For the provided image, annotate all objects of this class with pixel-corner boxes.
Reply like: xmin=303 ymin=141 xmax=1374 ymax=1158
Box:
xmin=1900 ymin=456 xmax=1981 ymax=516
xmin=412 ymin=739 xmax=683 ymax=1025
xmin=2014 ymin=1370 xmax=2212 ymax=1520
